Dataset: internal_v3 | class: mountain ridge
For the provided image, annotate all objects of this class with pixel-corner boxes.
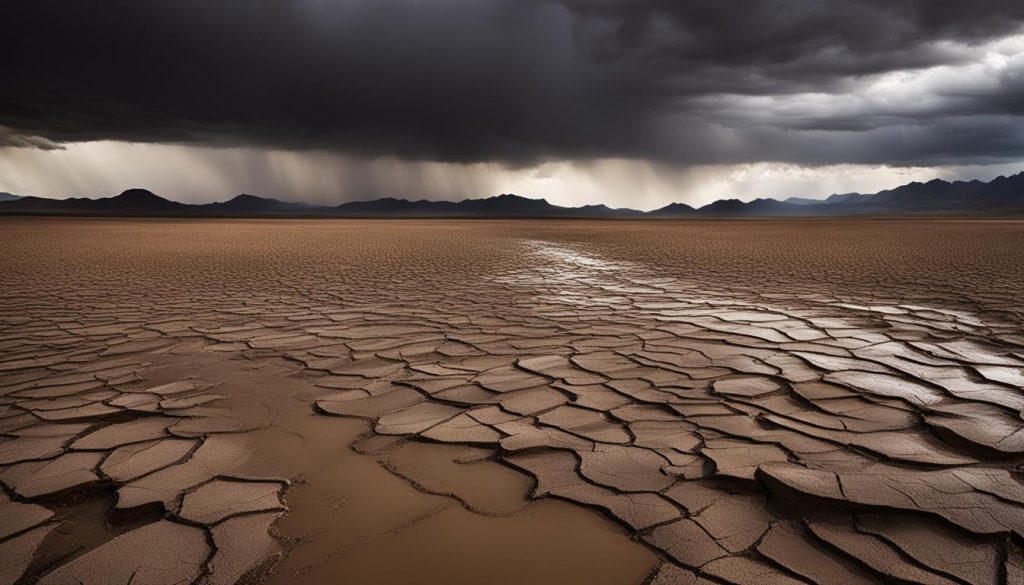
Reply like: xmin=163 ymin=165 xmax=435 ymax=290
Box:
xmin=2 ymin=172 xmax=1022 ymax=217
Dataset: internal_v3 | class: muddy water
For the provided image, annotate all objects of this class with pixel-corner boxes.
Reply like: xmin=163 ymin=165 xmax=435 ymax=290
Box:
xmin=220 ymin=353 xmax=657 ymax=585
xmin=191 ymin=350 xmax=657 ymax=584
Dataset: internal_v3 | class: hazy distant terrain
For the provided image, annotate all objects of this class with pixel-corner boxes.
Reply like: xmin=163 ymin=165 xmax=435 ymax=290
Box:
xmin=3 ymin=217 xmax=1024 ymax=584
xmin=2 ymin=172 xmax=1022 ymax=217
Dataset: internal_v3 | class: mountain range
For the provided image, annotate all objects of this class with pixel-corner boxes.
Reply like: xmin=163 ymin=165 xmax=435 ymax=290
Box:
xmin=1 ymin=172 xmax=1022 ymax=218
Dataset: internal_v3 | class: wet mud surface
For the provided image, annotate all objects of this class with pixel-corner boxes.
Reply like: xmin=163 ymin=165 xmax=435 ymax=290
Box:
xmin=2 ymin=218 xmax=1024 ymax=584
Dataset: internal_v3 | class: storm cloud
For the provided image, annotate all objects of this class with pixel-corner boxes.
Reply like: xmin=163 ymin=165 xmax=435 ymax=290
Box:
xmin=2 ymin=0 xmax=1024 ymax=169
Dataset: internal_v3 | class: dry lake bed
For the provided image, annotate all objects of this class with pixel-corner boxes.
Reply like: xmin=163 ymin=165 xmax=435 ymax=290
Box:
xmin=3 ymin=217 xmax=1024 ymax=585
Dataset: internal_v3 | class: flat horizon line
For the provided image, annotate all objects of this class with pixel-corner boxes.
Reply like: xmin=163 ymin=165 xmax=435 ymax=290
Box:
xmin=2 ymin=169 xmax=1023 ymax=217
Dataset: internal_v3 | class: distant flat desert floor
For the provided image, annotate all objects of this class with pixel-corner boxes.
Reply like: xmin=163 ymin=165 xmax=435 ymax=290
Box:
xmin=3 ymin=217 xmax=1024 ymax=585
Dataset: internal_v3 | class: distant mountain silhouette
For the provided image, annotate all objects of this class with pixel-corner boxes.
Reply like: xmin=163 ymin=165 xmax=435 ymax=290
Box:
xmin=98 ymin=188 xmax=189 ymax=213
xmin=823 ymin=192 xmax=870 ymax=204
xmin=2 ymin=172 xmax=1022 ymax=217
xmin=670 ymin=172 xmax=1024 ymax=216
xmin=336 ymin=197 xmax=470 ymax=216
xmin=202 ymin=194 xmax=317 ymax=215
xmin=331 ymin=194 xmax=645 ymax=217
xmin=574 ymin=204 xmax=645 ymax=217
xmin=0 ymin=192 xmax=21 ymax=202
xmin=3 ymin=189 xmax=188 ymax=215
xmin=648 ymin=202 xmax=696 ymax=216
xmin=782 ymin=197 xmax=822 ymax=206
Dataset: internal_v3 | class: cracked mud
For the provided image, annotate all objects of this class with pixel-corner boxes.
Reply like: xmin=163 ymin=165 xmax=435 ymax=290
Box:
xmin=2 ymin=217 xmax=1024 ymax=584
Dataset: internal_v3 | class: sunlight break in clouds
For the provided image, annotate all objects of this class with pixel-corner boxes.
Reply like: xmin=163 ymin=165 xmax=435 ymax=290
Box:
xmin=1 ymin=142 xmax=1022 ymax=210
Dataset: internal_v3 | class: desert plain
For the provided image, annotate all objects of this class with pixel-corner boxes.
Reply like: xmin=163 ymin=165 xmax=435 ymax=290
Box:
xmin=2 ymin=217 xmax=1024 ymax=585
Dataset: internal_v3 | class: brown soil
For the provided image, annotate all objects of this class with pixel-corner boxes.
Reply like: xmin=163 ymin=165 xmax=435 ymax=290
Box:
xmin=2 ymin=218 xmax=1024 ymax=585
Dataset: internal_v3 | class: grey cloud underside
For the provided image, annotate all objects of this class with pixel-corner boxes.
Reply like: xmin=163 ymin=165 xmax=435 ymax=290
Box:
xmin=2 ymin=0 xmax=1024 ymax=166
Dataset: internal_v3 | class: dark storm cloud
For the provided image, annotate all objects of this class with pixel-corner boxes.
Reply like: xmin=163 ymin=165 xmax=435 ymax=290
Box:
xmin=2 ymin=0 xmax=1023 ymax=166
xmin=560 ymin=1 xmax=1023 ymax=73
xmin=0 ymin=126 xmax=63 ymax=150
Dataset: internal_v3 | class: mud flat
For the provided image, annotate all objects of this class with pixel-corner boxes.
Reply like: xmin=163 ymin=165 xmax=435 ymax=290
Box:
xmin=2 ymin=217 xmax=1024 ymax=584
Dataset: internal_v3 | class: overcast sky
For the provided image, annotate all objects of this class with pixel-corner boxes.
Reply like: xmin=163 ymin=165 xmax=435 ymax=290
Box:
xmin=2 ymin=0 xmax=1023 ymax=209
